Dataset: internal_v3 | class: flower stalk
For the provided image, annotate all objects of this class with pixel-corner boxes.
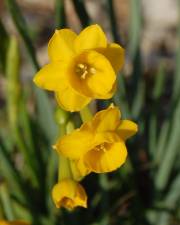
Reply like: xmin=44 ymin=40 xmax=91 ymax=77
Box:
xmin=80 ymin=105 xmax=93 ymax=122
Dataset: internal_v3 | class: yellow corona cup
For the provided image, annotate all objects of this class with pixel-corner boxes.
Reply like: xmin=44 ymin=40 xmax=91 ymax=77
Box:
xmin=0 ymin=221 xmax=29 ymax=225
xmin=33 ymin=24 xmax=124 ymax=111
xmin=52 ymin=179 xmax=87 ymax=210
xmin=55 ymin=106 xmax=138 ymax=173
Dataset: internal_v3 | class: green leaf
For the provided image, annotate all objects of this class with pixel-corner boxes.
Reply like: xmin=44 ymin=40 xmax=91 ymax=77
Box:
xmin=0 ymin=19 xmax=9 ymax=73
xmin=155 ymin=101 xmax=180 ymax=190
xmin=128 ymin=0 xmax=141 ymax=59
xmin=131 ymin=80 xmax=145 ymax=119
xmin=107 ymin=0 xmax=122 ymax=43
xmin=0 ymin=183 xmax=14 ymax=220
xmin=55 ymin=0 xmax=66 ymax=28
xmin=157 ymin=174 xmax=180 ymax=225
xmin=152 ymin=63 xmax=166 ymax=100
xmin=6 ymin=0 xmax=39 ymax=71
xmin=0 ymin=139 xmax=27 ymax=204
xmin=71 ymin=0 xmax=90 ymax=28
xmin=35 ymin=88 xmax=58 ymax=143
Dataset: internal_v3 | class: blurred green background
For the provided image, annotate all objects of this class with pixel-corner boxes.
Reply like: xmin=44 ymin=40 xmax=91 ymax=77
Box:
xmin=0 ymin=0 xmax=180 ymax=224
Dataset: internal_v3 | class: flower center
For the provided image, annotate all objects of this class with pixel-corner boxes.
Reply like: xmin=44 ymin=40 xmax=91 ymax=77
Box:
xmin=61 ymin=197 xmax=74 ymax=209
xmin=75 ymin=63 xmax=96 ymax=79
xmin=94 ymin=143 xmax=107 ymax=152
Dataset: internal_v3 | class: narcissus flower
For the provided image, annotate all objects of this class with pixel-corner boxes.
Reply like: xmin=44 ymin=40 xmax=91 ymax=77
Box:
xmin=0 ymin=221 xmax=29 ymax=225
xmin=55 ymin=106 xmax=138 ymax=173
xmin=52 ymin=179 xmax=87 ymax=210
xmin=33 ymin=24 xmax=124 ymax=111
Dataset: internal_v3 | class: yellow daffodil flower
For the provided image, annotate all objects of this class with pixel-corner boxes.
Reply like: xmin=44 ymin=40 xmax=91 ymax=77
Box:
xmin=52 ymin=179 xmax=87 ymax=210
xmin=0 ymin=221 xmax=29 ymax=225
xmin=33 ymin=24 xmax=124 ymax=111
xmin=55 ymin=106 xmax=138 ymax=173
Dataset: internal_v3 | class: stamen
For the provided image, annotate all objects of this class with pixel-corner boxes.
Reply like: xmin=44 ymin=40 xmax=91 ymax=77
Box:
xmin=81 ymin=70 xmax=88 ymax=79
xmin=109 ymin=103 xmax=115 ymax=108
xmin=78 ymin=63 xmax=86 ymax=69
xmin=89 ymin=67 xmax=96 ymax=74
xmin=95 ymin=143 xmax=107 ymax=152
xmin=75 ymin=63 xmax=96 ymax=79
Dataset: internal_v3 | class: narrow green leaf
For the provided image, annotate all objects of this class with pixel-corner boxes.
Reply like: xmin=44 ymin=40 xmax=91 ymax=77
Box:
xmin=129 ymin=0 xmax=141 ymax=59
xmin=0 ymin=183 xmax=14 ymax=220
xmin=6 ymin=0 xmax=57 ymax=144
xmin=113 ymin=74 xmax=131 ymax=118
xmin=55 ymin=0 xmax=66 ymax=28
xmin=5 ymin=36 xmax=39 ymax=187
xmin=35 ymin=88 xmax=58 ymax=143
xmin=6 ymin=36 xmax=20 ymax=133
xmin=157 ymin=174 xmax=180 ymax=225
xmin=148 ymin=114 xmax=157 ymax=157
xmin=155 ymin=101 xmax=180 ymax=190
xmin=0 ymin=19 xmax=9 ymax=73
xmin=6 ymin=0 xmax=39 ymax=71
xmin=71 ymin=0 xmax=90 ymax=28
xmin=131 ymin=80 xmax=145 ymax=119
xmin=12 ymin=201 xmax=32 ymax=222
xmin=0 ymin=140 xmax=26 ymax=204
xmin=107 ymin=0 xmax=122 ymax=43
xmin=156 ymin=120 xmax=169 ymax=164
xmin=152 ymin=62 xmax=166 ymax=100
xmin=128 ymin=46 xmax=142 ymax=121
xmin=172 ymin=5 xmax=180 ymax=102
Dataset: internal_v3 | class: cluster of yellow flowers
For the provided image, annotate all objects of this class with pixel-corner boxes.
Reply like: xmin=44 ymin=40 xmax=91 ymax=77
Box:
xmin=33 ymin=24 xmax=138 ymax=210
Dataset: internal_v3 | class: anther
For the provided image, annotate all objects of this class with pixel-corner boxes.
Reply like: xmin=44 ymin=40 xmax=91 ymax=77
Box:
xmin=81 ymin=70 xmax=88 ymax=79
xmin=89 ymin=67 xmax=96 ymax=75
xmin=95 ymin=143 xmax=106 ymax=152
xmin=75 ymin=63 xmax=96 ymax=79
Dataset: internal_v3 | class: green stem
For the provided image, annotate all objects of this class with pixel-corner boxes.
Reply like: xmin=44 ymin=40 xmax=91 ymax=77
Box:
xmin=58 ymin=121 xmax=75 ymax=181
xmin=55 ymin=0 xmax=66 ymax=29
xmin=71 ymin=0 xmax=90 ymax=28
xmin=80 ymin=106 xmax=93 ymax=122
xmin=58 ymin=154 xmax=73 ymax=181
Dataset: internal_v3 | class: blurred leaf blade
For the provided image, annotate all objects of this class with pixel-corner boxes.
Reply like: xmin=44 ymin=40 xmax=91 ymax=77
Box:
xmin=0 ymin=183 xmax=14 ymax=220
xmin=71 ymin=0 xmax=90 ymax=28
xmin=155 ymin=101 xmax=180 ymax=190
xmin=0 ymin=139 xmax=27 ymax=204
xmin=0 ymin=19 xmax=9 ymax=73
xmin=129 ymin=0 xmax=141 ymax=59
xmin=6 ymin=0 xmax=58 ymax=143
xmin=55 ymin=0 xmax=66 ymax=28
xmin=5 ymin=36 xmax=39 ymax=187
xmin=6 ymin=0 xmax=39 ymax=71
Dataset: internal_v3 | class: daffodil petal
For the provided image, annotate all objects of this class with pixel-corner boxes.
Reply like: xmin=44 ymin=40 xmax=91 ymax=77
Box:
xmin=96 ymin=82 xmax=117 ymax=99
xmin=69 ymin=50 xmax=116 ymax=97
xmin=0 ymin=221 xmax=30 ymax=225
xmin=70 ymin=159 xmax=90 ymax=180
xmin=94 ymin=132 xmax=120 ymax=146
xmin=117 ymin=120 xmax=138 ymax=140
xmin=91 ymin=106 xmax=121 ymax=132
xmin=33 ymin=62 xmax=69 ymax=91
xmin=55 ymin=87 xmax=91 ymax=112
xmin=48 ymin=29 xmax=77 ymax=61
xmin=83 ymin=141 xmax=127 ymax=173
xmin=52 ymin=179 xmax=87 ymax=210
xmin=55 ymin=129 xmax=94 ymax=159
xmin=74 ymin=24 xmax=107 ymax=53
xmin=85 ymin=51 xmax=116 ymax=97
xmin=98 ymin=43 xmax=125 ymax=73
